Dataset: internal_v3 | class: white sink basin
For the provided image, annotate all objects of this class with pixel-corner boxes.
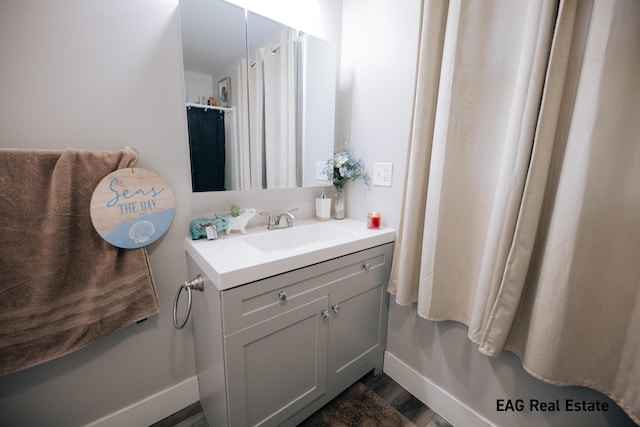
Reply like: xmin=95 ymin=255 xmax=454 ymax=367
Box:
xmin=185 ymin=219 xmax=395 ymax=290
xmin=242 ymin=222 xmax=357 ymax=253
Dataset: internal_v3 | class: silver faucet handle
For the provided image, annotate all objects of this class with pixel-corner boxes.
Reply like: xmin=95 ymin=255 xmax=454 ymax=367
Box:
xmin=281 ymin=208 xmax=298 ymax=227
xmin=260 ymin=211 xmax=277 ymax=229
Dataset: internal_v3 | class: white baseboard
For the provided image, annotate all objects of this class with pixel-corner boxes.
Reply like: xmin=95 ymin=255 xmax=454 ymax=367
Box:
xmin=88 ymin=354 xmax=490 ymax=427
xmin=85 ymin=376 xmax=200 ymax=427
xmin=383 ymin=352 xmax=494 ymax=427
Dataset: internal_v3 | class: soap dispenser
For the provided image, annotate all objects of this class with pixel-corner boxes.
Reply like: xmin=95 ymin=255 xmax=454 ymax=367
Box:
xmin=315 ymin=189 xmax=331 ymax=221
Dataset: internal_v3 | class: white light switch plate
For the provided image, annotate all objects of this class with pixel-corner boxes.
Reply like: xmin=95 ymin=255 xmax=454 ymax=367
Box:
xmin=373 ymin=163 xmax=393 ymax=187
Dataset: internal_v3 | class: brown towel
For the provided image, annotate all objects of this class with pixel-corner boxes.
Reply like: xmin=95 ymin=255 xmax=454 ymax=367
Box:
xmin=0 ymin=149 xmax=159 ymax=375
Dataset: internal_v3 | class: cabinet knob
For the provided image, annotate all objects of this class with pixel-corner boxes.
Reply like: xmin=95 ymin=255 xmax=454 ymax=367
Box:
xmin=278 ymin=291 xmax=288 ymax=301
xmin=331 ymin=304 xmax=340 ymax=313
xmin=321 ymin=309 xmax=330 ymax=319
xmin=362 ymin=262 xmax=371 ymax=271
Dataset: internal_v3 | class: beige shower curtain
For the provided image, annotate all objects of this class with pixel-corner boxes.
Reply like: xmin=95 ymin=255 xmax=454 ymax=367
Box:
xmin=263 ymin=28 xmax=298 ymax=189
xmin=243 ymin=29 xmax=297 ymax=190
xmin=388 ymin=0 xmax=640 ymax=423
xmin=236 ymin=59 xmax=251 ymax=191
xmin=248 ymin=51 xmax=266 ymax=190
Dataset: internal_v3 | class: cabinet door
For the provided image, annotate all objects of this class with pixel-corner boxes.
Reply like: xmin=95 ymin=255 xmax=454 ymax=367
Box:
xmin=225 ymin=296 xmax=329 ymax=427
xmin=328 ymin=271 xmax=388 ymax=388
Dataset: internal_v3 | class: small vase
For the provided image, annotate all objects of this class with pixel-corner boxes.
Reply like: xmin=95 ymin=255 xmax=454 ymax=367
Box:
xmin=333 ymin=188 xmax=345 ymax=219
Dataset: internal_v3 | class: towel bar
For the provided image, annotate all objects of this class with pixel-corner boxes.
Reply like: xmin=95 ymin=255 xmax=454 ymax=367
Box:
xmin=172 ymin=275 xmax=204 ymax=329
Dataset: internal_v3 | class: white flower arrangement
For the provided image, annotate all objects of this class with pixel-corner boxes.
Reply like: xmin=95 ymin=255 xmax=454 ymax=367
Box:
xmin=325 ymin=149 xmax=370 ymax=191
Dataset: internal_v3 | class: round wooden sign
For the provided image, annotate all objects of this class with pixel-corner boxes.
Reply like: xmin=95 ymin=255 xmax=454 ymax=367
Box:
xmin=90 ymin=167 xmax=175 ymax=248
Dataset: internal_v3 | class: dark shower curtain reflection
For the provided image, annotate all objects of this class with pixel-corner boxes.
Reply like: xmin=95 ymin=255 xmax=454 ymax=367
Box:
xmin=186 ymin=107 xmax=226 ymax=191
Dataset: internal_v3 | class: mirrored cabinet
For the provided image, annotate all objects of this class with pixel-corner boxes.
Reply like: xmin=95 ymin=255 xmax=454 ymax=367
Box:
xmin=179 ymin=0 xmax=337 ymax=191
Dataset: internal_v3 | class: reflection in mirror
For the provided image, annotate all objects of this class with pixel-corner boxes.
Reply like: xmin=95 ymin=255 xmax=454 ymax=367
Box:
xmin=298 ymin=32 xmax=337 ymax=187
xmin=179 ymin=0 xmax=336 ymax=192
xmin=245 ymin=11 xmax=297 ymax=189
xmin=180 ymin=0 xmax=245 ymax=191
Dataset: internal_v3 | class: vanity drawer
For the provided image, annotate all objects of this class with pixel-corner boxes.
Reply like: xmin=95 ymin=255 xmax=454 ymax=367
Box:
xmin=221 ymin=243 xmax=393 ymax=336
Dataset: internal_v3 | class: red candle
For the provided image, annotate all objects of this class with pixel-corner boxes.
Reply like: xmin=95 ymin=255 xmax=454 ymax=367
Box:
xmin=367 ymin=212 xmax=381 ymax=229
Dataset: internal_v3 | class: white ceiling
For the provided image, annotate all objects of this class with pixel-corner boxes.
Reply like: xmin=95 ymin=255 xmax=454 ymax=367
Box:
xmin=179 ymin=0 xmax=285 ymax=76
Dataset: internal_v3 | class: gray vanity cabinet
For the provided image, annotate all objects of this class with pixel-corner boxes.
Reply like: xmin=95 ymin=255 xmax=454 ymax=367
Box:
xmin=188 ymin=241 xmax=393 ymax=427
xmin=224 ymin=296 xmax=329 ymax=426
xmin=328 ymin=262 xmax=389 ymax=393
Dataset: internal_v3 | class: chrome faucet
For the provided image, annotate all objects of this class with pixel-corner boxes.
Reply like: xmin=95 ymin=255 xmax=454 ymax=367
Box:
xmin=260 ymin=208 xmax=298 ymax=230
xmin=278 ymin=208 xmax=298 ymax=228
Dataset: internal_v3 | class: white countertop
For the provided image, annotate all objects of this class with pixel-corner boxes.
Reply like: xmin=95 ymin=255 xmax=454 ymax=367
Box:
xmin=184 ymin=218 xmax=395 ymax=290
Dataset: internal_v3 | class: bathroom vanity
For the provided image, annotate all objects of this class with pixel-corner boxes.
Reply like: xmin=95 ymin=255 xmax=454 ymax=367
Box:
xmin=184 ymin=219 xmax=394 ymax=427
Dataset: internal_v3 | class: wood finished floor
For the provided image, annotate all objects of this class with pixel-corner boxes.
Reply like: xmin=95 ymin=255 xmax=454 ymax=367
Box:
xmin=150 ymin=372 xmax=454 ymax=427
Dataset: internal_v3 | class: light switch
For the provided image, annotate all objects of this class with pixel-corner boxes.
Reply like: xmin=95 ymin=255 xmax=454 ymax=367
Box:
xmin=373 ymin=163 xmax=393 ymax=187
xmin=315 ymin=161 xmax=329 ymax=181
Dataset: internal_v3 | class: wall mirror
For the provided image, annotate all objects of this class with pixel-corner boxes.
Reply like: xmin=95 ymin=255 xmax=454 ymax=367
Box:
xmin=179 ymin=0 xmax=336 ymax=191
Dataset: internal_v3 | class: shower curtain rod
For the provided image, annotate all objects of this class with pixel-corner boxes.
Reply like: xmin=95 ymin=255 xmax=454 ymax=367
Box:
xmin=250 ymin=44 xmax=281 ymax=68
xmin=186 ymin=103 xmax=235 ymax=113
